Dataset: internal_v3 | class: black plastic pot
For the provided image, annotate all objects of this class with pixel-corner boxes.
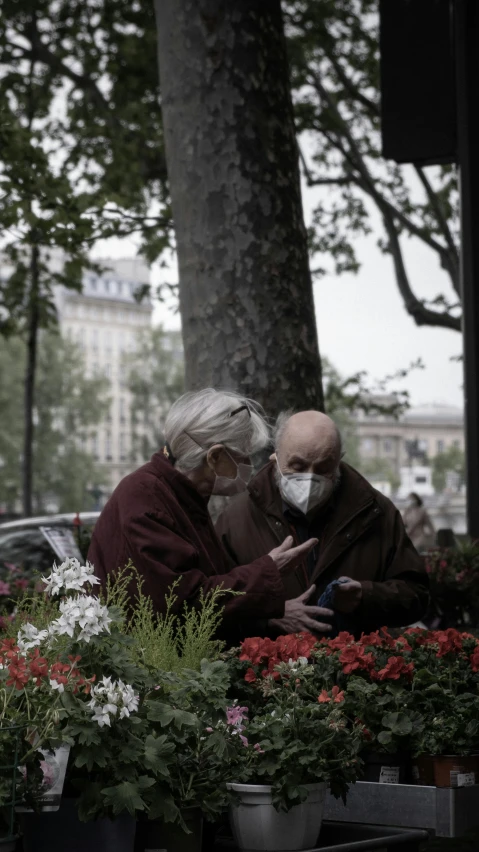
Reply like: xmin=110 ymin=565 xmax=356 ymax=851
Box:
xmin=20 ymin=798 xmax=136 ymax=852
xmin=137 ymin=808 xmax=203 ymax=852
xmin=361 ymin=751 xmax=407 ymax=784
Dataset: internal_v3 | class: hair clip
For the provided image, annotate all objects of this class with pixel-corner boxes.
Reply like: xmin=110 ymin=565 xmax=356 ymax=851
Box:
xmin=230 ymin=404 xmax=251 ymax=419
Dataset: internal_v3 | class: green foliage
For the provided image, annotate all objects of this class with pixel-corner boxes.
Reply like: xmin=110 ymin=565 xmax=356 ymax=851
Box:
xmin=432 ymin=445 xmax=465 ymax=493
xmin=425 ymin=541 xmax=479 ymax=628
xmin=144 ymin=661 xmax=243 ymax=824
xmin=104 ymin=565 xmax=227 ymax=674
xmin=123 ymin=327 xmax=184 ymax=463
xmin=0 ymin=331 xmax=109 ymax=513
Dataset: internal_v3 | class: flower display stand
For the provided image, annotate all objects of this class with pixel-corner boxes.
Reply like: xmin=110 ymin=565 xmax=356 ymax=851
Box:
xmin=213 ymin=820 xmax=428 ymax=851
xmin=323 ymin=780 xmax=479 ymax=837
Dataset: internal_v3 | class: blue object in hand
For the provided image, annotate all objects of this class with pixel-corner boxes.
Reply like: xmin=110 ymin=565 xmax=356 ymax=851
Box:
xmin=318 ymin=578 xmax=357 ymax=639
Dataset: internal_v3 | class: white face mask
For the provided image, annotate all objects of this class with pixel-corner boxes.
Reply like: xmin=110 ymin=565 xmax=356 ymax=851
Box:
xmin=277 ymin=464 xmax=335 ymax=515
xmin=211 ymin=450 xmax=254 ymax=497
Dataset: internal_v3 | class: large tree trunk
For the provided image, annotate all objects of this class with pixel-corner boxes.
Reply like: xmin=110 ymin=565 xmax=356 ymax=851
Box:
xmin=155 ymin=0 xmax=324 ymax=417
xmin=23 ymin=243 xmax=39 ymax=517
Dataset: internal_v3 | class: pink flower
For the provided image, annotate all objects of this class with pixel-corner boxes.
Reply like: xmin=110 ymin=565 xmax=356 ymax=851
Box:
xmin=226 ymin=706 xmax=248 ymax=727
xmin=14 ymin=579 xmax=28 ymax=590
xmin=0 ymin=582 xmax=10 ymax=595
xmin=239 ymin=734 xmax=249 ymax=748
xmin=206 ymin=727 xmax=213 ymax=732
xmin=254 ymin=743 xmax=264 ymax=754
xmin=40 ymin=760 xmax=56 ymax=789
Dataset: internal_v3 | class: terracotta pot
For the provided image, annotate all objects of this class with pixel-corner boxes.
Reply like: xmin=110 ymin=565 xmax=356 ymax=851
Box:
xmin=361 ymin=751 xmax=406 ymax=784
xmin=411 ymin=754 xmax=435 ymax=786
xmin=432 ymin=754 xmax=479 ymax=788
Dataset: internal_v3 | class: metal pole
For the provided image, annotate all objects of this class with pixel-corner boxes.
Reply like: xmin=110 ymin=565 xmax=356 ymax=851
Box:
xmin=455 ymin=0 xmax=479 ymax=539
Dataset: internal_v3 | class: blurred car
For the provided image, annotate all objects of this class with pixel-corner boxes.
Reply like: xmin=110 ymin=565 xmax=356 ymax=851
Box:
xmin=0 ymin=512 xmax=100 ymax=576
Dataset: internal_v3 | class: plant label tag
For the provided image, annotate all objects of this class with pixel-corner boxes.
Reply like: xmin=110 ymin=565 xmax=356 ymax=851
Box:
xmin=379 ymin=766 xmax=400 ymax=784
xmin=457 ymin=772 xmax=475 ymax=787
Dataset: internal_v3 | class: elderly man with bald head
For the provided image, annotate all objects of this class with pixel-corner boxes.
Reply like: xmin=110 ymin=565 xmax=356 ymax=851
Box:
xmin=216 ymin=410 xmax=428 ymax=637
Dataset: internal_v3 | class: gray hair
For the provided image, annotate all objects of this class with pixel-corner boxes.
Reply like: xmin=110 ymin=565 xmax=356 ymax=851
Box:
xmin=164 ymin=388 xmax=270 ymax=473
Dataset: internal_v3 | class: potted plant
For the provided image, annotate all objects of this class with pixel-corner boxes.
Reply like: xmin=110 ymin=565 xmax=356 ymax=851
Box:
xmin=109 ymin=573 xmax=242 ymax=852
xmin=1 ymin=558 xmax=174 ymax=851
xmin=406 ymin=628 xmax=479 ymax=786
xmin=229 ymin=634 xmax=364 ymax=852
xmin=425 ymin=540 xmax=479 ymax=628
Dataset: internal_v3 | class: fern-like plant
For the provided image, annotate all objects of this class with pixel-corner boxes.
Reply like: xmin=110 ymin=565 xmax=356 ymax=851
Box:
xmin=104 ymin=563 xmax=228 ymax=673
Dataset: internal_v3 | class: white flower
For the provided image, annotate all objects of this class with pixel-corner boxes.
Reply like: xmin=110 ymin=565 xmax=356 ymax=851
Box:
xmin=88 ymin=677 xmax=139 ymax=728
xmin=49 ymin=679 xmax=65 ymax=693
xmin=42 ymin=559 xmax=100 ymax=597
xmin=17 ymin=623 xmax=49 ymax=652
xmin=49 ymin=595 xmax=111 ymax=643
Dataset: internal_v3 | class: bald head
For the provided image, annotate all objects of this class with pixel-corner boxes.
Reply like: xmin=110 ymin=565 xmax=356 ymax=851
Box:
xmin=275 ymin=411 xmax=342 ymax=476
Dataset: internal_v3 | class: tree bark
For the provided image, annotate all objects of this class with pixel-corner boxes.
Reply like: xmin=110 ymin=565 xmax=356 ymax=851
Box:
xmin=23 ymin=243 xmax=40 ymax=517
xmin=155 ymin=0 xmax=324 ymax=417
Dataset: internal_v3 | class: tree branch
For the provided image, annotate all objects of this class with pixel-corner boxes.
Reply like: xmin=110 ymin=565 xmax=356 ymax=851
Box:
xmin=324 ymin=48 xmax=380 ymax=118
xmin=414 ymin=164 xmax=460 ymax=294
xmin=307 ymin=70 xmax=453 ymax=258
xmin=382 ymin=209 xmax=461 ymax=331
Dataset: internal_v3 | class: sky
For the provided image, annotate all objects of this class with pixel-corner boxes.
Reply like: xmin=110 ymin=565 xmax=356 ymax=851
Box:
xmin=91 ymin=183 xmax=464 ymax=411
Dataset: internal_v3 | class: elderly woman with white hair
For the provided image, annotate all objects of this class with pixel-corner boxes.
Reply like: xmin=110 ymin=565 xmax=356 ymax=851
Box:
xmin=88 ymin=389 xmax=325 ymax=641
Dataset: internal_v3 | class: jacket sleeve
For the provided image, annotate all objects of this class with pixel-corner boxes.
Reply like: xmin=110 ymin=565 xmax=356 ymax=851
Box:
xmin=359 ymin=509 xmax=429 ymax=628
xmin=123 ymin=511 xmax=287 ymax=621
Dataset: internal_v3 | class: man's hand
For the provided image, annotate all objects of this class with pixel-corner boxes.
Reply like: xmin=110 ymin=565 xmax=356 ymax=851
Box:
xmin=269 ymin=535 xmax=318 ymax=575
xmin=268 ymin=584 xmax=333 ymax=635
xmin=333 ymin=576 xmax=362 ymax=613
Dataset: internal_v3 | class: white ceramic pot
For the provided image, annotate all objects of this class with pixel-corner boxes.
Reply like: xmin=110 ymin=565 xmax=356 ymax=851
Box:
xmin=228 ymin=782 xmax=326 ymax=852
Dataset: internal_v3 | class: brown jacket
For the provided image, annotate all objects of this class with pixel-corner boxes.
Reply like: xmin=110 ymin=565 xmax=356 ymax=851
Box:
xmin=88 ymin=453 xmax=287 ymax=640
xmin=215 ymin=461 xmax=429 ymax=632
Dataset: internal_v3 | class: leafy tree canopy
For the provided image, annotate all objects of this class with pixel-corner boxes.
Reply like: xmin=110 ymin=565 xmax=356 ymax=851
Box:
xmin=0 ymin=331 xmax=110 ymax=513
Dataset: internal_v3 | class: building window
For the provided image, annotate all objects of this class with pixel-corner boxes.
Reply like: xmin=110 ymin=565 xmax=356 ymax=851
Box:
xmin=92 ymin=434 xmax=99 ymax=461
xmin=120 ymin=398 xmax=126 ymax=424
xmin=383 ymin=439 xmax=393 ymax=453
xmin=105 ymin=364 xmax=111 ymax=378
xmin=415 ymin=476 xmax=427 ymax=484
xmin=453 ymin=439 xmax=461 ymax=449
xmin=120 ymin=433 xmax=127 ymax=461
xmin=362 ymin=437 xmax=375 ymax=453
xmin=105 ymin=432 xmax=112 ymax=461
xmin=437 ymin=439 xmax=445 ymax=454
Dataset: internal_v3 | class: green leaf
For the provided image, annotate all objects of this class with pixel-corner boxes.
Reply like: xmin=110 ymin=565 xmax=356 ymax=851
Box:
xmin=101 ymin=781 xmax=147 ymax=816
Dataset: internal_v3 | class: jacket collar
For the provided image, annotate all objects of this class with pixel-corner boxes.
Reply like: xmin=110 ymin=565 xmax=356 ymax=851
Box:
xmin=149 ymin=452 xmax=211 ymax=520
xmin=247 ymin=460 xmax=379 ymax=537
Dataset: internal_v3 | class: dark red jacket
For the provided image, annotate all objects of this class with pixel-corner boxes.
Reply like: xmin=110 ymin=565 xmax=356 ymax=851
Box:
xmin=216 ymin=461 xmax=429 ymax=632
xmin=88 ymin=453 xmax=287 ymax=634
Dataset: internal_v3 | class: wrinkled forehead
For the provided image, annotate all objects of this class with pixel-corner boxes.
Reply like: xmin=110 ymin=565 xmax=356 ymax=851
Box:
xmin=278 ymin=422 xmax=340 ymax=466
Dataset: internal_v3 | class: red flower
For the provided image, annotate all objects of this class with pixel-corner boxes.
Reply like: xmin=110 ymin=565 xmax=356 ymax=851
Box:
xmin=319 ymin=685 xmax=345 ymax=703
xmin=6 ymin=662 xmax=29 ymax=690
xmin=244 ymin=668 xmax=257 ymax=683
xmin=395 ymin=636 xmax=412 ymax=652
xmin=359 ymin=631 xmax=383 ymax=647
xmin=377 ymin=655 xmax=414 ymax=681
xmin=470 ymin=647 xmax=479 ymax=672
xmin=328 ymin=631 xmax=355 ymax=650
xmin=433 ymin=628 xmax=464 ymax=657
xmin=239 ymin=638 xmax=265 ymax=665
xmin=339 ymin=645 xmax=375 ymax=675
